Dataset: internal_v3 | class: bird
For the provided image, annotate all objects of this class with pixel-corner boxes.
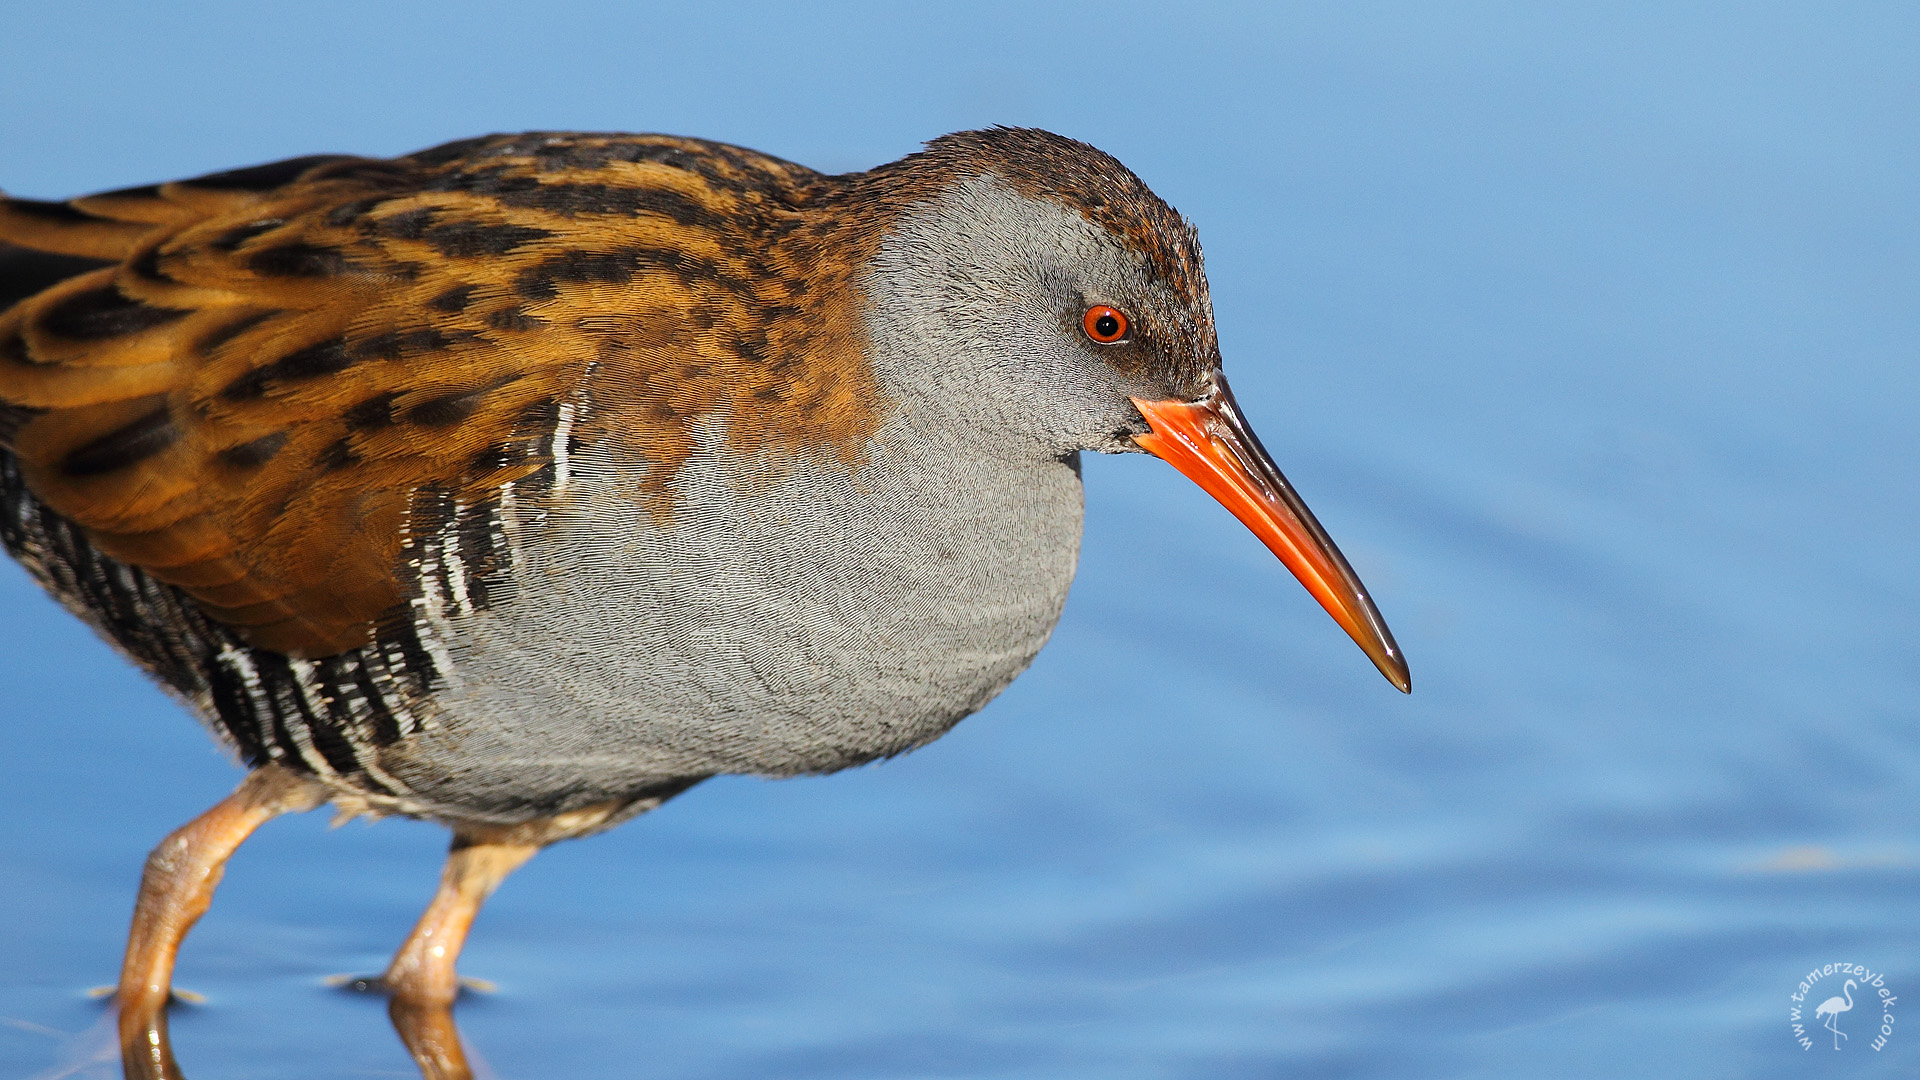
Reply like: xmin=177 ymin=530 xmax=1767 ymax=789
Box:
xmin=0 ymin=128 xmax=1407 ymax=1078
xmin=1815 ymin=978 xmax=1857 ymax=1048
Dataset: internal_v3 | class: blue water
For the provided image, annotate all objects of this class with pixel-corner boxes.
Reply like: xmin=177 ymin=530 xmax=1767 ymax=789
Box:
xmin=2 ymin=4 xmax=1915 ymax=1077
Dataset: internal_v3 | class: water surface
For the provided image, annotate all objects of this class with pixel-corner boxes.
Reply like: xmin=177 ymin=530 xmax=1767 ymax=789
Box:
xmin=2 ymin=4 xmax=1915 ymax=1077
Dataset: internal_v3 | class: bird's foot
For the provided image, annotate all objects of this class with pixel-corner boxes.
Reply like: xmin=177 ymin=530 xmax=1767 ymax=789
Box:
xmin=84 ymin=985 xmax=205 ymax=1005
xmin=323 ymin=973 xmax=497 ymax=997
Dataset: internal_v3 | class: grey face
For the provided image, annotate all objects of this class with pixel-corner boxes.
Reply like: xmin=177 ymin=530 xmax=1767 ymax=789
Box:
xmin=863 ymin=174 xmax=1217 ymax=460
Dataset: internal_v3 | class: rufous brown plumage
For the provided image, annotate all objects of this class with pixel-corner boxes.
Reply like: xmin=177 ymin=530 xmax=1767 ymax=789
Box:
xmin=1 ymin=128 xmax=1404 ymax=1080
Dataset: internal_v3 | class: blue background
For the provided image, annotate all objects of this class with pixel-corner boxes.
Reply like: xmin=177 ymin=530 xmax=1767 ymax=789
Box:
xmin=2 ymin=3 xmax=1915 ymax=1077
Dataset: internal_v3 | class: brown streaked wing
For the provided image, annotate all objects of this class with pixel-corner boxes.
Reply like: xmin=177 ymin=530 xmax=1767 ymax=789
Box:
xmin=0 ymin=134 xmax=889 ymax=658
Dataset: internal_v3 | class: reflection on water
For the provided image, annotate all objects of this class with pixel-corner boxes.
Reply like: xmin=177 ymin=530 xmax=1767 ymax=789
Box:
xmin=148 ymin=993 xmax=484 ymax=1080
xmin=4 ymin=5 xmax=1918 ymax=1079
xmin=19 ymin=992 xmax=486 ymax=1080
xmin=383 ymin=1000 xmax=485 ymax=1080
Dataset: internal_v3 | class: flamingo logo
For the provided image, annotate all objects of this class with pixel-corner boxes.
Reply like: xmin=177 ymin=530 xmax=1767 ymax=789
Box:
xmin=1814 ymin=979 xmax=1856 ymax=1049
xmin=1787 ymin=962 xmax=1898 ymax=1052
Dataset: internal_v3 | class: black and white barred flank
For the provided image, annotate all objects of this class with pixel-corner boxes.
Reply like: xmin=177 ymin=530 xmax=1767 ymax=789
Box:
xmin=0 ymin=450 xmax=455 ymax=804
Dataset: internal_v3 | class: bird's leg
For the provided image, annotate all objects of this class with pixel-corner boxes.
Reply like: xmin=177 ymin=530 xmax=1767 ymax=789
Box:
xmin=381 ymin=832 xmax=538 ymax=1080
xmin=376 ymin=789 xmax=688 ymax=1012
xmin=380 ymin=833 xmax=540 ymax=1008
xmin=117 ymin=764 xmax=324 ymax=1080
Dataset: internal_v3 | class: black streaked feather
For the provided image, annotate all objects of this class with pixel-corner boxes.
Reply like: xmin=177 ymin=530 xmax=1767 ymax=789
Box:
xmin=60 ymin=403 xmax=178 ymax=476
xmin=0 ymin=244 xmax=117 ymax=311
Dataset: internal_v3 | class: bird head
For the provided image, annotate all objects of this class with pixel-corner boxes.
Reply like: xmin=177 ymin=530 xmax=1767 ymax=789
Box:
xmin=852 ymin=128 xmax=1410 ymax=692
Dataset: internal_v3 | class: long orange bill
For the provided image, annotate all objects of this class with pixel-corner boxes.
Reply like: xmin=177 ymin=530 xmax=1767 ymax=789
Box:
xmin=1131 ymin=376 xmax=1411 ymax=693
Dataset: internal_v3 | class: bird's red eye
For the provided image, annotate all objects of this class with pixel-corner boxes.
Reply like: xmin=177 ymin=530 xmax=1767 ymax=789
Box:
xmin=1082 ymin=305 xmax=1130 ymax=344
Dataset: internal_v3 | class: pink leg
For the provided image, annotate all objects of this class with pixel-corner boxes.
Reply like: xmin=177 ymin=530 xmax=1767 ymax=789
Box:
xmin=117 ymin=765 xmax=322 ymax=1080
xmin=381 ymin=835 xmax=538 ymax=1080
xmin=381 ymin=837 xmax=539 ymax=1009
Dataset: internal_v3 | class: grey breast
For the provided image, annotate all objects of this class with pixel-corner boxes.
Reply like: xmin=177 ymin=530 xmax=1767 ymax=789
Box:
xmin=376 ymin=411 xmax=1085 ymax=818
